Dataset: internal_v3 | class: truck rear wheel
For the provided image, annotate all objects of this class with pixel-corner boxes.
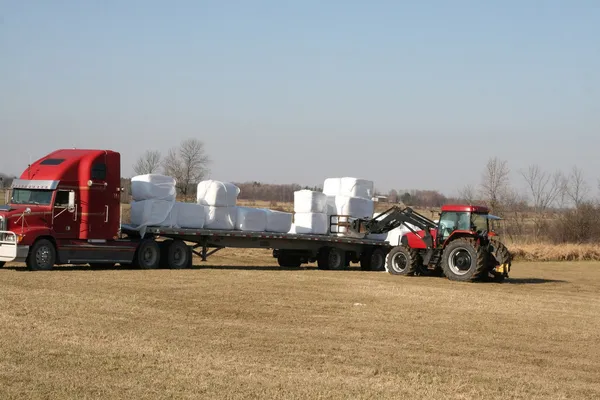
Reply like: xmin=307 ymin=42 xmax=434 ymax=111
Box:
xmin=360 ymin=248 xmax=386 ymax=271
xmin=317 ymin=247 xmax=345 ymax=270
xmin=385 ymin=245 xmax=419 ymax=275
xmin=26 ymin=239 xmax=56 ymax=271
xmin=166 ymin=240 xmax=191 ymax=269
xmin=134 ymin=239 xmax=161 ymax=269
xmin=0 ymin=261 xmax=5 ymax=268
xmin=441 ymin=238 xmax=487 ymax=282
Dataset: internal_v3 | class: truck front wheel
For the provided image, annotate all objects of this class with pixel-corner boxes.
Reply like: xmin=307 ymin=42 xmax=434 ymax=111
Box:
xmin=26 ymin=239 xmax=56 ymax=271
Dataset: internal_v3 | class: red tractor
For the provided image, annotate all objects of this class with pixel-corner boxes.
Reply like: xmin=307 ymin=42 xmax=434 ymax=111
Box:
xmin=351 ymin=205 xmax=512 ymax=282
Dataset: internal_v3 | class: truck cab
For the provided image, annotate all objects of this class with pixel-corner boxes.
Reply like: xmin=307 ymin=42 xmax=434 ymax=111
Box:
xmin=0 ymin=149 xmax=137 ymax=269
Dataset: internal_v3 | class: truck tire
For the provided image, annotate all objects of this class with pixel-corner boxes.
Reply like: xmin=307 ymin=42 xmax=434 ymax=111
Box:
xmin=317 ymin=247 xmax=345 ymax=270
xmin=385 ymin=245 xmax=419 ymax=275
xmin=0 ymin=261 xmax=5 ymax=268
xmin=441 ymin=238 xmax=487 ymax=282
xmin=166 ymin=240 xmax=191 ymax=269
xmin=360 ymin=248 xmax=386 ymax=271
xmin=26 ymin=239 xmax=56 ymax=271
xmin=134 ymin=239 xmax=161 ymax=269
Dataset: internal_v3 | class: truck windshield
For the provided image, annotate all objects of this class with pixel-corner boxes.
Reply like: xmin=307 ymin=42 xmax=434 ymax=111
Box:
xmin=11 ymin=189 xmax=53 ymax=205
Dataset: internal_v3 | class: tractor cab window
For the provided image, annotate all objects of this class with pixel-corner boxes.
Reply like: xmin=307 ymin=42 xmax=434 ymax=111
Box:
xmin=438 ymin=211 xmax=471 ymax=240
xmin=471 ymin=213 xmax=489 ymax=234
xmin=11 ymin=189 xmax=53 ymax=205
xmin=54 ymin=190 xmax=71 ymax=207
xmin=91 ymin=163 xmax=107 ymax=180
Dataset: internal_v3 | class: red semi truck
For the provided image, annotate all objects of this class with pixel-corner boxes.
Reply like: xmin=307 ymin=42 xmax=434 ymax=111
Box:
xmin=0 ymin=149 xmax=390 ymax=271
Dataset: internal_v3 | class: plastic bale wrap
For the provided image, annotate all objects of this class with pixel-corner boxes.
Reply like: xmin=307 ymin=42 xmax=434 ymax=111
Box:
xmin=204 ymin=206 xmax=237 ymax=230
xmin=334 ymin=196 xmax=374 ymax=219
xmin=130 ymin=199 xmax=177 ymax=237
xmin=265 ymin=210 xmax=293 ymax=233
xmin=293 ymin=212 xmax=328 ymax=235
xmin=323 ymin=178 xmax=342 ymax=196
xmin=196 ymin=180 xmax=240 ymax=207
xmin=340 ymin=177 xmax=374 ymax=200
xmin=174 ymin=202 xmax=206 ymax=229
xmin=293 ymin=190 xmax=327 ymax=213
xmin=235 ymin=207 xmax=267 ymax=232
xmin=131 ymin=174 xmax=176 ymax=201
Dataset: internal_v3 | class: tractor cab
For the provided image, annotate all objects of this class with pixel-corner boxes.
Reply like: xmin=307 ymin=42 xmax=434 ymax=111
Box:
xmin=437 ymin=205 xmax=500 ymax=245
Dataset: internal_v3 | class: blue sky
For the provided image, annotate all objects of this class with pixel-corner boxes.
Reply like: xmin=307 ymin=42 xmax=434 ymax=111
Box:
xmin=1 ymin=1 xmax=598 ymax=195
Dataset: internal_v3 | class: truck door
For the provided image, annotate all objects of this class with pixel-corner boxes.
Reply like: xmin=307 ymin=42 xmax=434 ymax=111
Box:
xmin=52 ymin=189 xmax=80 ymax=239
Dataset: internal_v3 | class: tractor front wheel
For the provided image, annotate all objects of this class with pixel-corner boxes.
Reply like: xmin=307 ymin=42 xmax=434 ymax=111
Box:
xmin=441 ymin=238 xmax=487 ymax=282
xmin=385 ymin=245 xmax=420 ymax=276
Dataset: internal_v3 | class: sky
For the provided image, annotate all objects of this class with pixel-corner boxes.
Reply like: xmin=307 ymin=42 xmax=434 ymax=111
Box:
xmin=1 ymin=1 xmax=599 ymax=196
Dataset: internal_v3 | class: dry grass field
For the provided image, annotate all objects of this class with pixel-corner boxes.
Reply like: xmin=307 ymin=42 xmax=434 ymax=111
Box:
xmin=1 ymin=250 xmax=600 ymax=399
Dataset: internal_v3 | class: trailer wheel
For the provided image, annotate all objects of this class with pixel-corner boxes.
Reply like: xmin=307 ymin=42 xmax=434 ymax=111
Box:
xmin=26 ymin=238 xmax=56 ymax=271
xmin=360 ymin=248 xmax=386 ymax=271
xmin=277 ymin=255 xmax=302 ymax=268
xmin=385 ymin=246 xmax=418 ymax=275
xmin=166 ymin=240 xmax=191 ymax=269
xmin=135 ymin=239 xmax=161 ymax=269
xmin=317 ymin=247 xmax=345 ymax=270
xmin=0 ymin=262 xmax=5 ymax=268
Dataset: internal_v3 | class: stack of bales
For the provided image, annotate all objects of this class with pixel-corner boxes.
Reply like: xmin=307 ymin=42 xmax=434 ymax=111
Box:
xmin=323 ymin=177 xmax=375 ymax=238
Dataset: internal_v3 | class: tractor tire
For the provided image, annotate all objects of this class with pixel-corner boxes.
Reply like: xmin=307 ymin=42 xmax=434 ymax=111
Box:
xmin=360 ymin=248 xmax=387 ymax=271
xmin=441 ymin=238 xmax=487 ymax=282
xmin=134 ymin=239 xmax=161 ymax=269
xmin=317 ymin=247 xmax=346 ymax=271
xmin=165 ymin=240 xmax=191 ymax=269
xmin=385 ymin=245 xmax=420 ymax=276
xmin=26 ymin=239 xmax=56 ymax=271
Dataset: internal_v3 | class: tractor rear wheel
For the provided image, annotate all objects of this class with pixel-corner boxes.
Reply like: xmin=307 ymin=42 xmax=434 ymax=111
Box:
xmin=441 ymin=238 xmax=487 ymax=282
xmin=385 ymin=245 xmax=420 ymax=276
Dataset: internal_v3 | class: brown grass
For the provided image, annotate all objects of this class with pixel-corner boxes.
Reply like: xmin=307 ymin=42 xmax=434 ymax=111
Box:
xmin=1 ymin=250 xmax=600 ymax=399
xmin=508 ymin=242 xmax=600 ymax=262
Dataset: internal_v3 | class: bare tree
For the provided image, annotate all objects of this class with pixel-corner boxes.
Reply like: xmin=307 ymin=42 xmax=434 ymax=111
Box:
xmin=479 ymin=157 xmax=510 ymax=211
xmin=162 ymin=139 xmax=210 ymax=199
xmin=458 ymin=184 xmax=477 ymax=204
xmin=388 ymin=189 xmax=398 ymax=203
xmin=520 ymin=165 xmax=565 ymax=239
xmin=564 ymin=166 xmax=589 ymax=208
xmin=133 ymin=150 xmax=162 ymax=175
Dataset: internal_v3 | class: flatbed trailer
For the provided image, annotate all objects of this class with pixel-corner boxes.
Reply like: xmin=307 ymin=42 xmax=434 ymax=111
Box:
xmin=119 ymin=224 xmax=391 ymax=271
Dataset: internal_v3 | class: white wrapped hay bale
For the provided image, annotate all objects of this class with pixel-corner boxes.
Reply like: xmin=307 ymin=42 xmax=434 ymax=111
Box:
xmin=204 ymin=206 xmax=237 ymax=230
xmin=196 ymin=180 xmax=240 ymax=207
xmin=131 ymin=174 xmax=176 ymax=201
xmin=235 ymin=207 xmax=267 ymax=232
xmin=340 ymin=177 xmax=374 ymax=200
xmin=334 ymin=196 xmax=374 ymax=219
xmin=294 ymin=212 xmax=328 ymax=235
xmin=174 ymin=202 xmax=206 ymax=229
xmin=130 ymin=199 xmax=176 ymax=228
xmin=265 ymin=210 xmax=293 ymax=233
xmin=323 ymin=178 xmax=342 ymax=196
xmin=293 ymin=190 xmax=327 ymax=213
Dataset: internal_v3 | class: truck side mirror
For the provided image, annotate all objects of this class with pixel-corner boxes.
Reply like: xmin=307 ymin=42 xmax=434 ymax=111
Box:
xmin=68 ymin=191 xmax=76 ymax=213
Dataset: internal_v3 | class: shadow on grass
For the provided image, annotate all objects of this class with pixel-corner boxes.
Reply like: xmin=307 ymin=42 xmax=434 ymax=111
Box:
xmin=3 ymin=264 xmax=379 ymax=273
xmin=505 ymin=278 xmax=568 ymax=285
